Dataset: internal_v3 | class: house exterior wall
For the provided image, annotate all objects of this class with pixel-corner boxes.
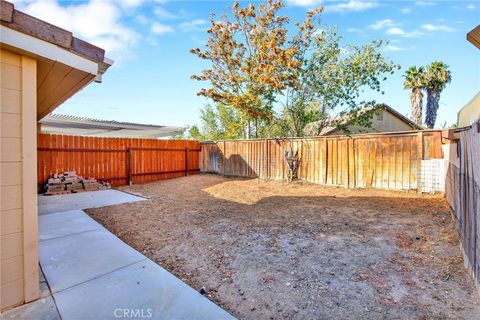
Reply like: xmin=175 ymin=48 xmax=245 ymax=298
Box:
xmin=326 ymin=109 xmax=415 ymax=135
xmin=457 ymin=92 xmax=480 ymax=127
xmin=1 ymin=48 xmax=38 ymax=311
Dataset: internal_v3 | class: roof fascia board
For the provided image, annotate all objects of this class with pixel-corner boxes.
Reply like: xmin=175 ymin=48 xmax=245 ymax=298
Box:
xmin=1 ymin=25 xmax=98 ymax=74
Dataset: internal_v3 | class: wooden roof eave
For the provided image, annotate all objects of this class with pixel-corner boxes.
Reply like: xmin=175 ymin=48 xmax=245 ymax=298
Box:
xmin=0 ymin=0 xmax=114 ymax=120
xmin=467 ymin=25 xmax=480 ymax=49
xmin=0 ymin=0 xmax=105 ymax=63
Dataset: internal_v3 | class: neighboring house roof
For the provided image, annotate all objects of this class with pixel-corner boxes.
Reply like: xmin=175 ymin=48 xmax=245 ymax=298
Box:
xmin=305 ymin=104 xmax=424 ymax=136
xmin=467 ymin=25 xmax=480 ymax=49
xmin=0 ymin=0 xmax=113 ymax=120
xmin=40 ymin=114 xmax=186 ymax=139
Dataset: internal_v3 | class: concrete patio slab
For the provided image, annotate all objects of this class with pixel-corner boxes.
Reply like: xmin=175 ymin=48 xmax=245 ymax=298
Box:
xmin=54 ymin=259 xmax=234 ymax=320
xmin=38 ymin=189 xmax=145 ymax=215
xmin=2 ymin=296 xmax=60 ymax=320
xmin=36 ymin=189 xmax=234 ymax=319
xmin=39 ymin=229 xmax=145 ymax=293
xmin=39 ymin=209 xmax=103 ymax=241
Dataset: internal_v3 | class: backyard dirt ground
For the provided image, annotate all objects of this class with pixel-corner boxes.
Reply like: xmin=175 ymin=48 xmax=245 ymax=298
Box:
xmin=87 ymin=174 xmax=479 ymax=319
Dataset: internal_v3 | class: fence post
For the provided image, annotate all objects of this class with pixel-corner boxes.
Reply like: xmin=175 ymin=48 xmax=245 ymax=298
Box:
xmin=267 ymin=139 xmax=271 ymax=180
xmin=416 ymin=132 xmax=423 ymax=193
xmin=263 ymin=140 xmax=267 ymax=180
xmin=347 ymin=138 xmax=354 ymax=189
xmin=324 ymin=138 xmax=328 ymax=185
xmin=223 ymin=141 xmax=226 ymax=176
xmin=127 ymin=147 xmax=132 ymax=185
xmin=185 ymin=148 xmax=189 ymax=176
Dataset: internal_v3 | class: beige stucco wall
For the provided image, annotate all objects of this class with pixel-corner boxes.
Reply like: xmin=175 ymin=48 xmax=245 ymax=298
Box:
xmin=1 ymin=48 xmax=38 ymax=311
xmin=457 ymin=92 xmax=480 ymax=127
xmin=327 ymin=109 xmax=415 ymax=135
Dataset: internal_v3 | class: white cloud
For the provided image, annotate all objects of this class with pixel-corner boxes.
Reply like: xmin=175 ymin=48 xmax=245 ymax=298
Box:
xmin=386 ymin=27 xmax=424 ymax=38
xmin=154 ymin=7 xmax=177 ymax=20
xmin=286 ymin=0 xmax=323 ymax=7
xmin=326 ymin=0 xmax=379 ymax=12
xmin=179 ymin=19 xmax=208 ymax=32
xmin=384 ymin=45 xmax=406 ymax=52
xmin=385 ymin=27 xmax=405 ymax=35
xmin=13 ymin=0 xmax=139 ymax=62
xmin=135 ymin=14 xmax=149 ymax=25
xmin=151 ymin=22 xmax=174 ymax=34
xmin=421 ymin=24 xmax=454 ymax=32
xmin=405 ymin=30 xmax=426 ymax=38
xmin=368 ymin=19 xmax=394 ymax=30
xmin=118 ymin=0 xmax=145 ymax=9
xmin=415 ymin=1 xmax=435 ymax=6
xmin=401 ymin=7 xmax=411 ymax=14
xmin=466 ymin=4 xmax=476 ymax=10
xmin=347 ymin=27 xmax=363 ymax=33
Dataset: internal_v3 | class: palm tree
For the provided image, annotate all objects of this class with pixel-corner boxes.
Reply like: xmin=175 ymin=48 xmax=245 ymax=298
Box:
xmin=425 ymin=61 xmax=451 ymax=129
xmin=403 ymin=66 xmax=426 ymax=127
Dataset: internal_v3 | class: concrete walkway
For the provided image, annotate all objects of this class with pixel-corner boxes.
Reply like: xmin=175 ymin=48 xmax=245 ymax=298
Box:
xmin=38 ymin=189 xmax=145 ymax=215
xmin=4 ymin=190 xmax=234 ymax=320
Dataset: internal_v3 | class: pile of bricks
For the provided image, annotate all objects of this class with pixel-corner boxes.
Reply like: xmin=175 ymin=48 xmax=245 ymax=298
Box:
xmin=44 ymin=171 xmax=111 ymax=195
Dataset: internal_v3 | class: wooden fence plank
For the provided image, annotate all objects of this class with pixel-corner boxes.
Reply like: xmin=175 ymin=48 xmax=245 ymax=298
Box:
xmin=199 ymin=130 xmax=442 ymax=192
xmin=348 ymin=138 xmax=354 ymax=188
xmin=37 ymin=134 xmax=200 ymax=190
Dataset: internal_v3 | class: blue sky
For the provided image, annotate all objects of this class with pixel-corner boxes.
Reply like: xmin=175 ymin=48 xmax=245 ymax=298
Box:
xmin=13 ymin=0 xmax=480 ymax=129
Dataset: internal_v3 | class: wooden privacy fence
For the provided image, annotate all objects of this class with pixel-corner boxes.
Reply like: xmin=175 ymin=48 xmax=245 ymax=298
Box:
xmin=200 ymin=130 xmax=443 ymax=191
xmin=37 ymin=134 xmax=200 ymax=190
xmin=445 ymin=123 xmax=480 ymax=294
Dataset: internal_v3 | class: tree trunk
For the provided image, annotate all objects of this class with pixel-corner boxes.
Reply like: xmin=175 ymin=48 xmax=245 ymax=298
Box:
xmin=410 ymin=88 xmax=423 ymax=126
xmin=425 ymin=89 xmax=440 ymax=129
xmin=284 ymin=148 xmax=300 ymax=182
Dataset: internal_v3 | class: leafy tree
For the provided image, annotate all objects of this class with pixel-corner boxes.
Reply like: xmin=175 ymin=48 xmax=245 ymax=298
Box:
xmin=278 ymin=101 xmax=324 ymax=137
xmin=191 ymin=0 xmax=398 ymax=138
xmin=198 ymin=104 xmax=220 ymax=140
xmin=189 ymin=104 xmax=245 ymax=141
xmin=190 ymin=0 xmax=321 ymax=137
xmin=403 ymin=66 xmax=426 ymax=126
xmin=215 ymin=104 xmax=246 ymax=139
xmin=425 ymin=61 xmax=451 ymax=129
xmin=187 ymin=125 xmax=202 ymax=140
xmin=282 ymin=26 xmax=399 ymax=136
